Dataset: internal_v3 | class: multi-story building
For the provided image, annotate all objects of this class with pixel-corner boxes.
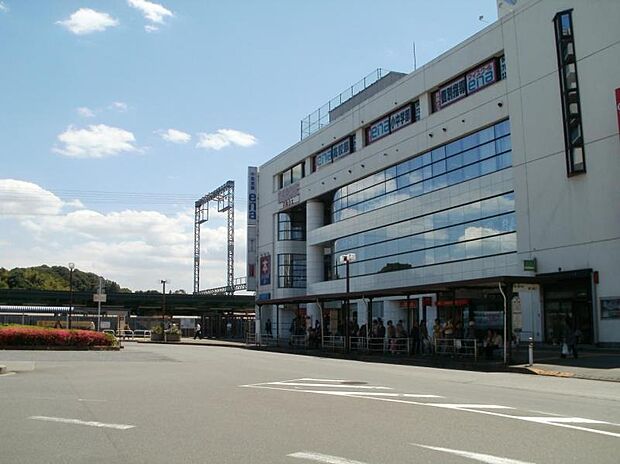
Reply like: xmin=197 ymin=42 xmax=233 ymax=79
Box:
xmin=247 ymin=0 xmax=620 ymax=346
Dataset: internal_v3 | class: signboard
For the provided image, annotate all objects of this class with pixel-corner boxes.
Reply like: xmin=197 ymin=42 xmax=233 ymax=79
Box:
xmin=466 ymin=59 xmax=497 ymax=95
xmin=313 ymin=136 xmax=354 ymax=170
xmin=433 ymin=76 xmax=467 ymax=111
xmin=616 ymin=88 xmax=620 ymax=137
xmin=523 ymin=258 xmax=537 ymax=272
xmin=601 ymin=297 xmax=620 ymax=319
xmin=93 ymin=293 xmax=107 ymax=303
xmin=366 ymin=104 xmax=414 ymax=144
xmin=100 ymin=321 xmax=111 ymax=329
xmin=246 ymin=167 xmax=258 ymax=291
xmin=278 ymin=182 xmax=300 ymax=208
xmin=338 ymin=253 xmax=356 ymax=264
xmin=259 ymin=255 xmax=271 ymax=286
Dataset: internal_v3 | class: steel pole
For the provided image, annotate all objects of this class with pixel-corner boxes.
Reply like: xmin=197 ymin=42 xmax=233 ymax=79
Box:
xmin=68 ymin=267 xmax=74 ymax=329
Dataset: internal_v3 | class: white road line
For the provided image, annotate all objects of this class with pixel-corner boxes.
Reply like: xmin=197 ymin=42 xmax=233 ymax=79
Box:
xmin=517 ymin=416 xmax=606 ymax=424
xmin=78 ymin=398 xmax=107 ymax=403
xmin=432 ymin=404 xmax=514 ymax=410
xmin=268 ymin=382 xmax=392 ymax=389
xmin=411 ymin=444 xmax=535 ymax=464
xmin=402 ymin=394 xmax=444 ymax=398
xmin=29 ymin=416 xmax=135 ymax=430
xmin=288 ymin=451 xmax=369 ymax=464
xmin=297 ymin=378 xmax=351 ymax=382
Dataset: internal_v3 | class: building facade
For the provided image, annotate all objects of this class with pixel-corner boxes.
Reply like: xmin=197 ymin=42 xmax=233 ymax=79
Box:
xmin=249 ymin=0 xmax=620 ymax=345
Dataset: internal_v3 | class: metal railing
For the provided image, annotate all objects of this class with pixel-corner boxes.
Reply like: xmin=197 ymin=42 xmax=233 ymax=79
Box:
xmin=349 ymin=336 xmax=368 ymax=351
xmin=434 ymin=338 xmax=478 ymax=360
xmin=290 ymin=335 xmax=308 ymax=349
xmin=245 ymin=332 xmax=257 ymax=345
xmin=322 ymin=335 xmax=345 ymax=351
xmin=300 ymin=68 xmax=388 ymax=139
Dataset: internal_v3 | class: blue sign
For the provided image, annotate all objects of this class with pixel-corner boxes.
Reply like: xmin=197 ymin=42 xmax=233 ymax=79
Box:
xmin=366 ymin=104 xmax=415 ymax=144
xmin=314 ymin=136 xmax=354 ymax=170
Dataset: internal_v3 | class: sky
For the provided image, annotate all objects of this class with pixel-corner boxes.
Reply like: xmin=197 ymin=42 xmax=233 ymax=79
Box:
xmin=0 ymin=0 xmax=498 ymax=292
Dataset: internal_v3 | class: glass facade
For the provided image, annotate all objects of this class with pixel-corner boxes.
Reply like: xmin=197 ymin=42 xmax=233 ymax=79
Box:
xmin=277 ymin=254 xmax=307 ymax=288
xmin=278 ymin=209 xmax=306 ymax=241
xmin=333 ymin=191 xmax=516 ymax=279
xmin=333 ymin=120 xmax=511 ymax=222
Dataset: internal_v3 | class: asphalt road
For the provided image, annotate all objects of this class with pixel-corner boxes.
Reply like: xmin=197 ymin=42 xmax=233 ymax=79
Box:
xmin=1 ymin=344 xmax=619 ymax=464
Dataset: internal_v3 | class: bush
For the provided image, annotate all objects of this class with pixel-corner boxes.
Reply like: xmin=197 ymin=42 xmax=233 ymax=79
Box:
xmin=0 ymin=325 xmax=115 ymax=347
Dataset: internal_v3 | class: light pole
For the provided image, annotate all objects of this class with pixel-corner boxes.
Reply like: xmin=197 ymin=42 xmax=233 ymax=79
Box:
xmin=161 ymin=279 xmax=167 ymax=342
xmin=68 ymin=262 xmax=75 ymax=329
xmin=339 ymin=253 xmax=356 ymax=352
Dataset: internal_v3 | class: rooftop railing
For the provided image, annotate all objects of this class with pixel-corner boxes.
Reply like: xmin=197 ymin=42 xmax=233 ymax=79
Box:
xmin=300 ymin=68 xmax=389 ymax=140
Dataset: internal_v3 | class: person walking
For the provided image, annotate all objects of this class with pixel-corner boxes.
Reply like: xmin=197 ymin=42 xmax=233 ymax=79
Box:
xmin=194 ymin=322 xmax=202 ymax=340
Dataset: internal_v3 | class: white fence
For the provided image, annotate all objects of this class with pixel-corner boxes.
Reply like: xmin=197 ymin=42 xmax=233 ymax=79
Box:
xmin=434 ymin=338 xmax=478 ymax=359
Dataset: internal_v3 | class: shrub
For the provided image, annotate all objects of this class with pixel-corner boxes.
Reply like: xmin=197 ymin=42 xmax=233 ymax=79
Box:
xmin=0 ymin=325 xmax=115 ymax=347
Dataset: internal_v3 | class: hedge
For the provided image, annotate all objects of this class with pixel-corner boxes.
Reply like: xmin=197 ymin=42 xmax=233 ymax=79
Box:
xmin=0 ymin=325 xmax=115 ymax=347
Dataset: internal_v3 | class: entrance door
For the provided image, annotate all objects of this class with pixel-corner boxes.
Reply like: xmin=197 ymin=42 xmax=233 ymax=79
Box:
xmin=543 ymin=277 xmax=593 ymax=344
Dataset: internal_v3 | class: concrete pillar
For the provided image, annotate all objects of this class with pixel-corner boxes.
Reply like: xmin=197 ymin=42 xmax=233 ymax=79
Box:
xmin=306 ymin=199 xmax=325 ymax=324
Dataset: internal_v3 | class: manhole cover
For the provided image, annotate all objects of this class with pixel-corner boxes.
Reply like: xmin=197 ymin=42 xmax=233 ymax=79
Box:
xmin=340 ymin=381 xmax=367 ymax=385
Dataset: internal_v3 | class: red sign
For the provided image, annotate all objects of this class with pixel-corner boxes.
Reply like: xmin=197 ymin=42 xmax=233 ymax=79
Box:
xmin=616 ymin=88 xmax=620 ymax=136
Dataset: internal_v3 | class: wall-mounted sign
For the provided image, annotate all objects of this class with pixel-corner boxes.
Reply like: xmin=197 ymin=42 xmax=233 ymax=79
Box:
xmin=601 ymin=297 xmax=620 ymax=319
xmin=615 ymin=88 xmax=620 ymax=137
xmin=433 ymin=77 xmax=467 ymax=111
xmin=523 ymin=258 xmax=537 ymax=272
xmin=314 ymin=136 xmax=354 ymax=170
xmin=466 ymin=59 xmax=498 ymax=95
xmin=432 ymin=56 xmax=504 ymax=112
xmin=259 ymin=255 xmax=271 ymax=286
xmin=278 ymin=182 xmax=300 ymax=209
xmin=366 ymin=104 xmax=415 ymax=144
xmin=246 ymin=166 xmax=258 ymax=291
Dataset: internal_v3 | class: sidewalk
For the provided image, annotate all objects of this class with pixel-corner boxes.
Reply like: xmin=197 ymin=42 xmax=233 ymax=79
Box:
xmin=134 ymin=337 xmax=620 ymax=382
xmin=508 ymin=345 xmax=620 ymax=382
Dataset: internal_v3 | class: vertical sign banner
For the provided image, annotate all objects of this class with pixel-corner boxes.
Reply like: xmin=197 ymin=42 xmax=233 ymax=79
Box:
xmin=259 ymin=255 xmax=271 ymax=286
xmin=615 ymin=88 xmax=620 ymax=137
xmin=246 ymin=167 xmax=258 ymax=291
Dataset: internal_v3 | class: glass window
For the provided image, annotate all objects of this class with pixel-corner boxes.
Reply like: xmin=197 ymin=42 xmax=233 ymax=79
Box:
xmin=431 ymin=146 xmax=446 ymax=162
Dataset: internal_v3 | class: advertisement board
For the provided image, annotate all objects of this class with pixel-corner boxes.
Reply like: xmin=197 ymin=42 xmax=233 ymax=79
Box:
xmin=259 ymin=255 xmax=271 ymax=286
xmin=246 ymin=167 xmax=258 ymax=291
xmin=466 ymin=59 xmax=497 ymax=94
xmin=366 ymin=104 xmax=414 ymax=144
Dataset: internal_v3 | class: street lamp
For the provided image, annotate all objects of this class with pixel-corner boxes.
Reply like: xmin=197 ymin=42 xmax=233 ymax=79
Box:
xmin=68 ymin=262 xmax=75 ymax=329
xmin=339 ymin=253 xmax=356 ymax=352
xmin=161 ymin=279 xmax=167 ymax=342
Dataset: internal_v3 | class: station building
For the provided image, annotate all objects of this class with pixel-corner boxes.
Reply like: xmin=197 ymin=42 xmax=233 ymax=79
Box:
xmin=247 ymin=0 xmax=620 ymax=346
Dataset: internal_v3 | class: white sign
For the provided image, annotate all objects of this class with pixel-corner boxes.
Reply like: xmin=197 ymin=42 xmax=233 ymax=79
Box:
xmin=93 ymin=294 xmax=107 ymax=302
xmin=338 ymin=253 xmax=357 ymax=264
xmin=100 ymin=321 xmax=111 ymax=329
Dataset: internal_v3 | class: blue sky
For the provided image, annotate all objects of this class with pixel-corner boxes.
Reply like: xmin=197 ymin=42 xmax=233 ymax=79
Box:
xmin=0 ymin=0 xmax=497 ymax=291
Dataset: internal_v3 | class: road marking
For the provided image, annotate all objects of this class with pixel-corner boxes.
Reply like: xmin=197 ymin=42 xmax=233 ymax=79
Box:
xmin=432 ymin=404 xmax=514 ymax=410
xmin=411 ymin=444 xmax=535 ymax=464
xmin=243 ymin=378 xmax=620 ymax=439
xmin=29 ymin=416 xmax=135 ymax=430
xmin=268 ymin=382 xmax=392 ymax=389
xmin=78 ymin=398 xmax=108 ymax=403
xmin=297 ymin=378 xmax=351 ymax=382
xmin=288 ymin=451 xmax=369 ymax=464
xmin=0 ymin=372 xmax=16 ymax=377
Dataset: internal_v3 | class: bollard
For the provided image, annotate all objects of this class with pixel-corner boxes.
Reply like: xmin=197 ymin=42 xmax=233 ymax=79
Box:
xmin=528 ymin=336 xmax=534 ymax=366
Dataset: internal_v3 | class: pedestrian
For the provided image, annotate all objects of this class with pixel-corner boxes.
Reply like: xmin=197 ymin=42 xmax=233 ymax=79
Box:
xmin=265 ymin=318 xmax=273 ymax=337
xmin=410 ymin=320 xmax=420 ymax=355
xmin=194 ymin=322 xmax=202 ymax=340
xmin=566 ymin=325 xmax=581 ymax=359
xmin=419 ymin=319 xmax=429 ymax=354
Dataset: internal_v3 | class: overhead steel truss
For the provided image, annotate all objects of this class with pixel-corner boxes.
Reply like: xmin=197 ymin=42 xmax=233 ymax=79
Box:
xmin=193 ymin=181 xmax=235 ymax=295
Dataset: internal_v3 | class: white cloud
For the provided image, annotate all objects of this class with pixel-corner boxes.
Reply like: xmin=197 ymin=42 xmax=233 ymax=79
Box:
xmin=57 ymin=8 xmax=119 ymax=35
xmin=109 ymin=101 xmax=128 ymax=112
xmin=144 ymin=24 xmax=159 ymax=33
xmin=128 ymin=0 xmax=173 ymax=24
xmin=0 ymin=179 xmax=83 ymax=216
xmin=158 ymin=128 xmax=191 ymax=144
xmin=196 ymin=129 xmax=257 ymax=151
xmin=54 ymin=124 xmax=138 ymax=159
xmin=77 ymin=107 xmax=96 ymax=118
xmin=0 ymin=2 xmax=9 ymax=13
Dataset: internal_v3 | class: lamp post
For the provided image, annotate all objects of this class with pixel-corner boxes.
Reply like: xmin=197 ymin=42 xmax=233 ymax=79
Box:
xmin=161 ymin=279 xmax=167 ymax=342
xmin=339 ymin=253 xmax=356 ymax=352
xmin=68 ymin=262 xmax=75 ymax=329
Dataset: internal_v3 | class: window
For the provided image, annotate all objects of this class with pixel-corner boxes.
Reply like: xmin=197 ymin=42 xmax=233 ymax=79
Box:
xmin=331 ymin=192 xmax=516 ymax=280
xmin=278 ymin=162 xmax=306 ymax=189
xmin=553 ymin=9 xmax=586 ymax=176
xmin=278 ymin=208 xmax=306 ymax=241
xmin=332 ymin=120 xmax=512 ymax=222
xmin=277 ymin=254 xmax=306 ymax=288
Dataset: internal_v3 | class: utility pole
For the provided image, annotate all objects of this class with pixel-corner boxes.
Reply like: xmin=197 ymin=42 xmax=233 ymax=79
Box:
xmin=161 ymin=279 xmax=167 ymax=342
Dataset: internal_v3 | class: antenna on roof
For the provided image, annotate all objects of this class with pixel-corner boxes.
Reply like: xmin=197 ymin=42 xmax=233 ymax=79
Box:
xmin=412 ymin=41 xmax=417 ymax=71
